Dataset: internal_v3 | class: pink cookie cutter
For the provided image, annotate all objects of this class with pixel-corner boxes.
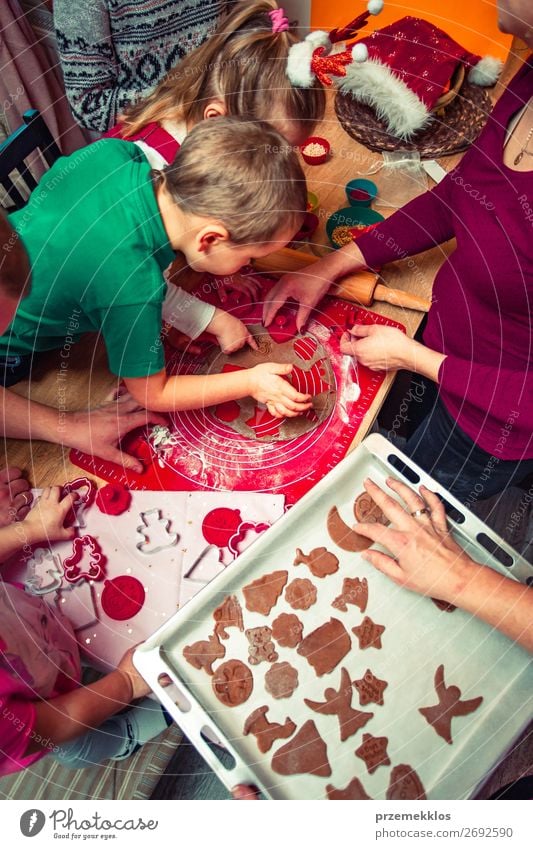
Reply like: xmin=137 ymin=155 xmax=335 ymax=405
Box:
xmin=62 ymin=477 xmax=97 ymax=527
xmin=63 ymin=535 xmax=107 ymax=584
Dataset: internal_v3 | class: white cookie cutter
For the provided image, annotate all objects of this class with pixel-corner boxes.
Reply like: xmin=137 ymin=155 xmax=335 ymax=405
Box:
xmin=136 ymin=508 xmax=179 ymax=554
xmin=25 ymin=547 xmax=64 ymax=596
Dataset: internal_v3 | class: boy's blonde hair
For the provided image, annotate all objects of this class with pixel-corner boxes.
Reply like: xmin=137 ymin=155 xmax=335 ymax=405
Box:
xmin=122 ymin=0 xmax=325 ymax=138
xmin=154 ymin=117 xmax=306 ymax=245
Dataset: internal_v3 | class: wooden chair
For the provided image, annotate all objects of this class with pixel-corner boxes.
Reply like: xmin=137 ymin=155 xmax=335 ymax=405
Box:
xmin=0 ymin=109 xmax=61 ymax=210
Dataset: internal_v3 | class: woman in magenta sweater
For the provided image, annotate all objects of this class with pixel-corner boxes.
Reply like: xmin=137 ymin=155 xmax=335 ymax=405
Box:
xmin=264 ymin=1 xmax=533 ymax=504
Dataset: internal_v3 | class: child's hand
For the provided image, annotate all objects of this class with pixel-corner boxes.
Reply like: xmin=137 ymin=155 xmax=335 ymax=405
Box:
xmin=22 ymin=486 xmax=77 ymax=545
xmin=116 ymin=646 xmax=153 ymax=700
xmin=248 ymin=363 xmax=312 ymax=418
xmin=207 ymin=309 xmax=259 ymax=354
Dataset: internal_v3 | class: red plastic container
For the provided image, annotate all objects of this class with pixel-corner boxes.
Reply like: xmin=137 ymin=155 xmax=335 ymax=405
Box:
xmin=300 ymin=136 xmax=330 ymax=165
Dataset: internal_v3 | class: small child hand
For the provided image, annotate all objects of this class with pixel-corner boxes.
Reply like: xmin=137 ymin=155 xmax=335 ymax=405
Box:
xmin=22 ymin=486 xmax=77 ymax=545
xmin=207 ymin=308 xmax=258 ymax=353
xmin=116 ymin=646 xmax=153 ymax=700
xmin=248 ymin=363 xmax=312 ymax=418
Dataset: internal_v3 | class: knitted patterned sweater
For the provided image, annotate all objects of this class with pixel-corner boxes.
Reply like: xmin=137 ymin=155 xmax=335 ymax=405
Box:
xmin=54 ymin=0 xmax=229 ymax=132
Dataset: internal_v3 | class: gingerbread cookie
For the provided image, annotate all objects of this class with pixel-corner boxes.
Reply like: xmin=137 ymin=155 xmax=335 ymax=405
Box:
xmin=245 ymin=626 xmax=278 ymax=666
xmin=265 ymin=661 xmax=299 ymax=700
xmin=332 ymin=577 xmax=368 ymax=613
xmin=326 ymin=778 xmax=372 ymax=800
xmin=355 ymin=733 xmax=390 ymax=774
xmin=297 ymin=618 xmax=351 ymax=677
xmin=327 ymin=505 xmax=372 ymax=552
xmin=352 ymin=616 xmax=385 ymax=650
xmin=353 ymin=669 xmax=388 ymax=706
xmin=353 ymin=492 xmax=389 ymax=525
xmin=285 ymin=578 xmax=317 ymax=610
xmin=213 ymin=594 xmax=244 ymax=640
xmin=271 ymin=613 xmax=303 ymax=648
xmin=211 ymin=659 xmax=253 ymax=707
xmin=271 ymin=720 xmax=331 ymax=778
xmin=418 ymin=665 xmax=483 ymax=744
xmin=243 ymin=570 xmax=288 ymax=615
xmin=293 ymin=546 xmax=339 ymax=578
xmin=243 ymin=706 xmax=296 ymax=754
xmin=183 ymin=633 xmax=225 ymax=675
xmin=304 ymin=667 xmax=373 ymax=742
xmin=386 ymin=764 xmax=427 ymax=800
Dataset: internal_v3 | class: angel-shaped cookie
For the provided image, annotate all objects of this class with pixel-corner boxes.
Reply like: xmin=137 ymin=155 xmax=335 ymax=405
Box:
xmin=419 ymin=664 xmax=483 ymax=744
xmin=304 ymin=667 xmax=373 ymax=741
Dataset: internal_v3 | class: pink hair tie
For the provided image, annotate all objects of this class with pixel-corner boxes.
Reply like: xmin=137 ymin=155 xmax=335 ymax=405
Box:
xmin=269 ymin=8 xmax=289 ymax=33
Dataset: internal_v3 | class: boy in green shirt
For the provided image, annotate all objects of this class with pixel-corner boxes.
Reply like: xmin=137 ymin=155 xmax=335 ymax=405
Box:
xmin=1 ymin=118 xmax=311 ymax=420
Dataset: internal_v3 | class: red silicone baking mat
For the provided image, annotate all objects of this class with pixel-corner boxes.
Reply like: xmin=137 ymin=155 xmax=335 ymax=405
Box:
xmin=71 ymin=277 xmax=404 ymax=505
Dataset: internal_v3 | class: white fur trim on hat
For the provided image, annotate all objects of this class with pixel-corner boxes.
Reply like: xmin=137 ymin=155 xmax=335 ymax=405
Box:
xmin=367 ymin=0 xmax=384 ymax=14
xmin=286 ymin=30 xmax=331 ymax=88
xmin=340 ymin=58 xmax=431 ymax=139
xmin=468 ymin=56 xmax=503 ymax=86
xmin=352 ymin=43 xmax=369 ymax=62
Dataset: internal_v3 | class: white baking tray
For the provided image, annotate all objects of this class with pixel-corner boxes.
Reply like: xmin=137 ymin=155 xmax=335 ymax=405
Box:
xmin=134 ymin=435 xmax=533 ymax=800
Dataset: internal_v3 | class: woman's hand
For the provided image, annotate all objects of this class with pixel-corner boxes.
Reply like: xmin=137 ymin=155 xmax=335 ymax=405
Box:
xmin=340 ymin=325 xmax=415 ymax=371
xmin=207 ymin=309 xmax=259 ymax=354
xmin=247 ymin=363 xmax=312 ymax=418
xmin=341 ymin=325 xmax=446 ymax=381
xmin=355 ymin=477 xmax=473 ymax=604
xmin=22 ymin=486 xmax=77 ymax=545
xmin=263 ymin=242 xmax=367 ymax=330
xmin=262 ymin=270 xmax=331 ymax=332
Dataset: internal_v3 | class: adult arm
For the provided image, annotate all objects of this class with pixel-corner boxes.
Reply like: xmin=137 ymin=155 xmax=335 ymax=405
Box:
xmin=0 ymin=387 xmax=167 ymax=473
xmin=54 ymin=0 xmax=151 ymax=132
xmin=263 ymin=175 xmax=456 ymax=329
xmin=355 ymin=478 xmax=533 ymax=653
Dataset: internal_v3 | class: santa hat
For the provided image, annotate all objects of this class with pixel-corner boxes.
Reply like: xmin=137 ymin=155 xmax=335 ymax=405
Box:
xmin=287 ymin=5 xmax=502 ymax=140
xmin=342 ymin=17 xmax=502 ymax=138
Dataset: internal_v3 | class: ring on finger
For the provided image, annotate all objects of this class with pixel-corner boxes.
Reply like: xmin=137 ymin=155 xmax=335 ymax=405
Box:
xmin=411 ymin=507 xmax=431 ymax=518
xmin=17 ymin=492 xmax=31 ymax=508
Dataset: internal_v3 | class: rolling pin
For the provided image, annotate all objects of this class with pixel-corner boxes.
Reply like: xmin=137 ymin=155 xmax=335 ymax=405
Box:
xmin=252 ymin=247 xmax=431 ymax=312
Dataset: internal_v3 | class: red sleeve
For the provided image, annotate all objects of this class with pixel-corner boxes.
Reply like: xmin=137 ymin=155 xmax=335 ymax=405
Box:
xmin=355 ymin=175 xmax=456 ymax=269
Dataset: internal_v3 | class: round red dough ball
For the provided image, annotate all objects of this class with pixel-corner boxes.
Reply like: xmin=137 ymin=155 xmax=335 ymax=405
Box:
xmin=101 ymin=575 xmax=145 ymax=621
xmin=95 ymin=484 xmax=132 ymax=516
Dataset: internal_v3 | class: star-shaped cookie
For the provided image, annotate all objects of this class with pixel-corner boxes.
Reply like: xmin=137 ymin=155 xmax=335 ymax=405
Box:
xmin=355 ymin=733 xmax=390 ymax=774
xmin=353 ymin=668 xmax=388 ymax=706
xmin=352 ymin=616 xmax=385 ymax=650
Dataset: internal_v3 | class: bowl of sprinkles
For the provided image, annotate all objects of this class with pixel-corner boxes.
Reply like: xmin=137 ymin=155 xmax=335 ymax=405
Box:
xmin=326 ymin=207 xmax=384 ymax=249
xmin=300 ymin=136 xmax=330 ymax=165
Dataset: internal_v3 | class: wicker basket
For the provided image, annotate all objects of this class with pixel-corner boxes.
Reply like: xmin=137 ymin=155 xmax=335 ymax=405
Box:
xmin=433 ymin=64 xmax=465 ymax=114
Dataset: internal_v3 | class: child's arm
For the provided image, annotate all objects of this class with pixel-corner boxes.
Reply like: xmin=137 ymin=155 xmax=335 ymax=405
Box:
xmin=124 ymin=364 xmax=312 ymax=418
xmin=0 ymin=488 xmax=76 ymax=565
xmin=25 ymin=648 xmax=150 ymax=755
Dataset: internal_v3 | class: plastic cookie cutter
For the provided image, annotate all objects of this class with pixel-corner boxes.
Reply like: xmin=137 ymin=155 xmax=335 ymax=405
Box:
xmin=228 ymin=521 xmax=271 ymax=557
xmin=61 ymin=477 xmax=97 ymax=528
xmin=136 ymin=508 xmax=179 ymax=554
xmin=25 ymin=547 xmax=64 ymax=596
xmin=147 ymin=424 xmax=180 ymax=468
xmin=63 ymin=535 xmax=107 ymax=584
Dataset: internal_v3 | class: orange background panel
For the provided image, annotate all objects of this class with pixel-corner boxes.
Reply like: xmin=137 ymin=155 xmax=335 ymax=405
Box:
xmin=310 ymin=1 xmax=511 ymax=60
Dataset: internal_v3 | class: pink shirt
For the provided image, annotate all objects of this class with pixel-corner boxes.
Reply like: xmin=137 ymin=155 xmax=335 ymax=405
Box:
xmin=0 ymin=583 xmax=81 ymax=776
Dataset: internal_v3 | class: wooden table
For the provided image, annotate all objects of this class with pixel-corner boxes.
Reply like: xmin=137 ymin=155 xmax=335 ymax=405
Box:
xmin=3 ymin=43 xmax=523 ymax=487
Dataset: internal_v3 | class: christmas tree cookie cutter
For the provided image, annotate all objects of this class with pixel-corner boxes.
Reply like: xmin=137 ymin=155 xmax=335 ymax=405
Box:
xmin=63 ymin=535 xmax=107 ymax=583
xmin=136 ymin=508 xmax=179 ymax=554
